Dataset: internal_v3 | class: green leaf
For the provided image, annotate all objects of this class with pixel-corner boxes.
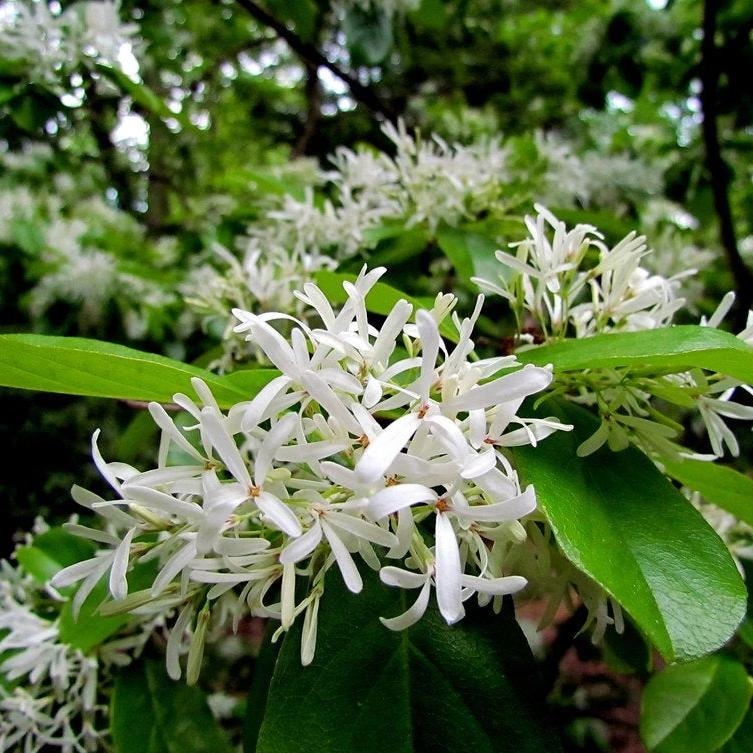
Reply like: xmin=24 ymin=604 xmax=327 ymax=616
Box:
xmin=15 ymin=528 xmax=95 ymax=585
xmin=343 ymin=5 xmax=393 ymax=65
xmin=266 ymin=0 xmax=317 ymax=40
xmin=367 ymin=223 xmax=430 ymax=267
xmin=96 ymin=64 xmax=174 ymax=121
xmin=313 ymin=270 xmax=459 ymax=343
xmin=111 ymin=658 xmax=233 ymax=753
xmin=252 ymin=566 xmax=562 ymax=753
xmin=720 ymin=710 xmax=753 ymax=753
xmin=0 ymin=334 xmax=277 ymax=408
xmin=511 ymin=401 xmax=746 ymax=661
xmin=58 ymin=561 xmax=157 ymax=652
xmin=662 ymin=458 xmax=753 ymax=527
xmin=518 ymin=326 xmax=753 ymax=383
xmin=436 ymin=225 xmax=500 ymax=283
xmin=243 ymin=626 xmax=280 ymax=753
xmin=639 ymin=655 xmax=752 ymax=753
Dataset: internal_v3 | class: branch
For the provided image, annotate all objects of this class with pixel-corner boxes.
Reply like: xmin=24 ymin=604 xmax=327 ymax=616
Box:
xmin=292 ymin=62 xmax=323 ymax=157
xmin=699 ymin=0 xmax=753 ymax=322
xmin=233 ymin=0 xmax=396 ymax=122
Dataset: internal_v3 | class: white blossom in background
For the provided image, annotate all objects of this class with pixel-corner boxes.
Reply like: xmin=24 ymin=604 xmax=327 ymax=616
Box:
xmin=534 ymin=131 xmax=664 ymax=212
xmin=0 ymin=562 xmax=102 ymax=753
xmin=53 ymin=267 xmax=568 ymax=672
xmin=186 ymin=121 xmax=511 ymax=367
xmin=0 ymin=0 xmax=140 ymax=89
xmin=0 ymin=154 xmax=185 ymax=341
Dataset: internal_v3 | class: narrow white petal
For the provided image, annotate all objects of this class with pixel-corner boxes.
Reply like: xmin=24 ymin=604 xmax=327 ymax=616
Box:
xmin=416 ymin=309 xmax=440 ymax=402
xmin=109 ymin=528 xmax=136 ymax=600
xmin=434 ymin=513 xmax=464 ymax=624
xmin=167 ymin=602 xmax=194 ymax=680
xmin=214 ymin=537 xmax=270 ymax=556
xmin=369 ymin=484 xmax=437 ymax=520
xmin=248 ymin=318 xmax=301 ymax=378
xmin=281 ymin=562 xmax=296 ymax=629
xmin=355 ymin=414 xmax=421 ymax=483
xmin=321 ymin=519 xmax=362 ymax=593
xmin=300 ymin=370 xmax=361 ymax=435
xmin=91 ymin=429 xmax=123 ymax=495
xmin=320 ymin=461 xmax=362 ymax=490
xmin=363 ymin=377 xmax=383 ymax=409
xmin=256 ymin=491 xmax=302 ymax=537
xmin=452 ymin=486 xmax=536 ymax=522
xmin=474 ymin=467 xmax=518 ymax=499
xmin=425 ymin=414 xmax=471 ymax=459
xmin=326 ymin=511 xmax=398 ymax=547
xmin=276 ymin=440 xmax=348 ymax=462
xmin=124 ymin=485 xmax=204 ymax=524
xmin=152 ymin=541 xmax=197 ymax=596
xmin=201 ymin=407 xmax=252 ymax=488
xmin=242 ymin=375 xmax=293 ymax=432
xmin=279 ymin=521 xmax=323 ymax=564
xmin=255 ymin=412 xmax=298 ymax=485
xmin=379 ymin=566 xmax=428 ymax=589
xmin=50 ymin=556 xmax=105 ymax=589
xmin=380 ymin=581 xmax=431 ymax=631
xmin=461 ymin=574 xmax=527 ymax=596
xmin=148 ymin=403 xmax=205 ymax=463
xmin=387 ymin=507 xmax=414 ymax=560
xmin=443 ymin=365 xmax=553 ymax=413
xmin=72 ymin=564 xmax=109 ymax=619
xmin=459 ymin=448 xmax=497 ymax=479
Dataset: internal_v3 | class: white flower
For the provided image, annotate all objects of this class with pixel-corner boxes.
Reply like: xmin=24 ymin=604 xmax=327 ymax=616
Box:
xmin=58 ymin=267 xmax=566 ymax=673
xmin=0 ymin=562 xmax=103 ymax=753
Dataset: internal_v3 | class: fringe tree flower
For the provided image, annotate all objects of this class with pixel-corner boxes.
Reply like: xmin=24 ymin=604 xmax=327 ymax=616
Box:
xmin=53 ymin=267 xmax=566 ymax=673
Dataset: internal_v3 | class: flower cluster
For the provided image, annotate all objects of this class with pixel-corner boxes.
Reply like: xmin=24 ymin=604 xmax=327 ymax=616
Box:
xmin=476 ymin=206 xmax=753 ymax=461
xmin=474 ymin=203 xmax=687 ymax=340
xmin=0 ymin=0 xmax=139 ymax=90
xmin=53 ymin=267 xmax=568 ymax=672
xmin=185 ymin=122 xmax=513 ymax=368
xmin=534 ymin=131 xmax=664 ymax=212
xmin=0 ymin=562 xmax=103 ymax=753
xmin=0 ymin=148 xmax=192 ymax=342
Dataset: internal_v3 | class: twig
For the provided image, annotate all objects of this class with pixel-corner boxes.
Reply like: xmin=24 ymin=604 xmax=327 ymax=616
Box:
xmin=233 ymin=0 xmax=396 ymax=122
xmin=292 ymin=62 xmax=323 ymax=157
xmin=699 ymin=0 xmax=753 ymax=323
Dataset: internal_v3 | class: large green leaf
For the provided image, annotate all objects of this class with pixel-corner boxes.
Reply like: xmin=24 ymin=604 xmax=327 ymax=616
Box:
xmin=111 ymin=658 xmax=233 ymax=753
xmin=662 ymin=457 xmax=753 ymax=527
xmin=518 ymin=326 xmax=753 ymax=383
xmin=639 ymin=655 xmax=752 ymax=753
xmin=511 ymin=402 xmax=746 ymax=661
xmin=252 ymin=566 xmax=562 ymax=753
xmin=0 ymin=334 xmax=276 ymax=408
xmin=721 ymin=710 xmax=753 ymax=753
xmin=314 ymin=270 xmax=459 ymax=342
